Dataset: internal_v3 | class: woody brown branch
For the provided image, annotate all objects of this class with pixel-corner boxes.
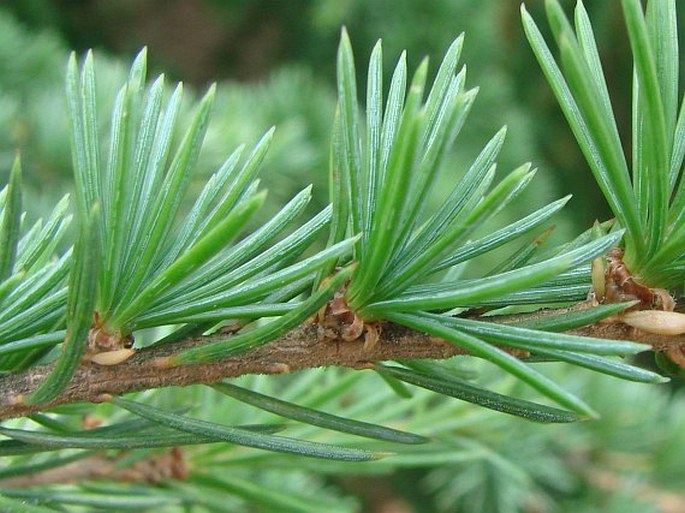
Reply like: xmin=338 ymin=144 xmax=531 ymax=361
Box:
xmin=0 ymin=313 xmax=682 ymax=420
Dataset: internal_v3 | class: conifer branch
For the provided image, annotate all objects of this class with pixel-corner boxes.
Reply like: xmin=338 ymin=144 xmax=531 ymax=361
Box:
xmin=0 ymin=310 xmax=677 ymax=421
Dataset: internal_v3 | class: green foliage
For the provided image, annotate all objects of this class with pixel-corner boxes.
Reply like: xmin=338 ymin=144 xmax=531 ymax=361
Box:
xmin=0 ymin=156 xmax=22 ymax=282
xmin=27 ymin=204 xmax=98 ymax=404
xmin=110 ymin=395 xmax=382 ymax=462
xmin=212 ymin=381 xmax=428 ymax=444
xmin=2 ymin=368 xmax=683 ymax=513
xmin=377 ymin=363 xmax=581 ymax=423
xmin=168 ymin=263 xmax=356 ymax=364
xmin=523 ymin=0 xmax=685 ymax=288
xmin=326 ymin=30 xmax=606 ymax=316
xmin=60 ymin=48 xmax=357 ymax=352
xmin=319 ymin=28 xmax=661 ymax=418
xmin=0 ymin=2 xmax=684 ymax=512
xmin=0 ymin=156 xmax=71 ymax=371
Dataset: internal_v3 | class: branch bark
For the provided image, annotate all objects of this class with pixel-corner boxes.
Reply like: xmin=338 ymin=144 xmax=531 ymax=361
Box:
xmin=0 ymin=312 xmax=682 ymax=420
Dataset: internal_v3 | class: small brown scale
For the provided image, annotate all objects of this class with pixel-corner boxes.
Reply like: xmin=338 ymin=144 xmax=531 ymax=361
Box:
xmin=593 ymin=248 xmax=684 ymax=367
xmin=83 ymin=312 xmax=136 ymax=366
xmin=600 ymin=248 xmax=674 ymax=311
xmin=316 ymin=281 xmax=381 ymax=350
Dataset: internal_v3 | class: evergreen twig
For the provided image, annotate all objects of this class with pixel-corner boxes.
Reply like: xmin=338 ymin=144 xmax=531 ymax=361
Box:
xmin=0 ymin=310 xmax=675 ymax=421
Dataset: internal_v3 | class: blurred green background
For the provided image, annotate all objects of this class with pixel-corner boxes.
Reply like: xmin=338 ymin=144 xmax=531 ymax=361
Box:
xmin=1 ymin=1 xmax=685 ymax=512
xmin=8 ymin=0 xmax=684 ymax=256
xmin=2 ymin=0 xmax=645 ymax=232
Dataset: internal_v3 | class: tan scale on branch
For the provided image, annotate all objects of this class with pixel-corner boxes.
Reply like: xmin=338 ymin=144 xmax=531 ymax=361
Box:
xmin=1 ymin=302 xmax=684 ymax=420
